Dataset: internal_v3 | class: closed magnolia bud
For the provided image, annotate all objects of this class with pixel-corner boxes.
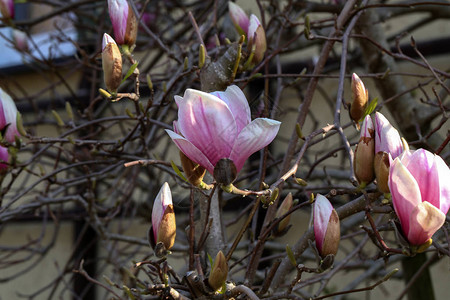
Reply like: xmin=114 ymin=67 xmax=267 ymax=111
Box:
xmin=314 ymin=194 xmax=340 ymax=258
xmin=0 ymin=0 xmax=14 ymax=19
xmin=12 ymin=29 xmax=28 ymax=52
xmin=274 ymin=193 xmax=293 ymax=235
xmin=180 ymin=151 xmax=206 ymax=186
xmin=208 ymin=251 xmax=228 ymax=291
xmin=228 ymin=2 xmax=249 ymax=36
xmin=374 ymin=151 xmax=391 ymax=193
xmin=350 ymin=73 xmax=369 ymax=122
xmin=0 ymin=145 xmax=8 ymax=172
xmin=107 ymin=0 xmax=138 ymax=47
xmin=354 ymin=115 xmax=375 ymax=184
xmin=150 ymin=183 xmax=176 ymax=256
xmin=247 ymin=14 xmax=266 ymax=64
xmin=213 ymin=158 xmax=237 ymax=185
xmin=0 ymin=88 xmax=21 ymax=143
xmin=102 ymin=33 xmax=123 ymax=93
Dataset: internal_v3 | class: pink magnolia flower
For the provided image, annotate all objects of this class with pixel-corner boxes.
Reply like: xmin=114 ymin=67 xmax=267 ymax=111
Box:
xmin=0 ymin=88 xmax=20 ymax=143
xmin=151 ymin=182 xmax=176 ymax=251
xmin=0 ymin=0 xmax=14 ymax=19
xmin=389 ymin=149 xmax=450 ymax=245
xmin=166 ymin=85 xmax=280 ymax=175
xmin=228 ymin=2 xmax=250 ymax=36
xmin=314 ymin=194 xmax=340 ymax=257
xmin=107 ymin=0 xmax=137 ymax=46
xmin=247 ymin=14 xmax=267 ymax=64
xmin=374 ymin=112 xmax=403 ymax=159
xmin=0 ymin=145 xmax=8 ymax=170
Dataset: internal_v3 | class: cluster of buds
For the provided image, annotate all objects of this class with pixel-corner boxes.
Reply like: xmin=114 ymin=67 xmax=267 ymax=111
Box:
xmin=353 ymin=112 xmax=404 ymax=192
xmin=102 ymin=33 xmax=123 ymax=93
xmin=228 ymin=2 xmax=266 ymax=65
xmin=313 ymin=194 xmax=340 ymax=259
xmin=107 ymin=0 xmax=138 ymax=49
xmin=389 ymin=149 xmax=450 ymax=248
xmin=0 ymin=0 xmax=14 ymax=19
xmin=149 ymin=183 xmax=176 ymax=257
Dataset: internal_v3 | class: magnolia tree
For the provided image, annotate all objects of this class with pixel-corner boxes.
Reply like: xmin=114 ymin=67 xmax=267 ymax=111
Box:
xmin=0 ymin=0 xmax=449 ymax=299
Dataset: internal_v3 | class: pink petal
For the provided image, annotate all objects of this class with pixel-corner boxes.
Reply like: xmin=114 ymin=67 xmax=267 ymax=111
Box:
xmin=247 ymin=14 xmax=261 ymax=41
xmin=210 ymin=85 xmax=251 ymax=133
xmin=0 ymin=146 xmax=8 ymax=170
xmin=434 ymin=154 xmax=450 ymax=214
xmin=152 ymin=183 xmax=172 ymax=239
xmin=166 ymin=130 xmax=215 ymax=175
xmin=176 ymin=89 xmax=237 ymax=167
xmin=407 ymin=202 xmax=445 ymax=245
xmin=374 ymin=112 xmax=403 ymax=158
xmin=314 ymin=194 xmax=333 ymax=253
xmin=404 ymin=149 xmax=440 ymax=209
xmin=229 ymin=118 xmax=280 ymax=172
xmin=389 ymin=157 xmax=422 ymax=236
xmin=108 ymin=0 xmax=128 ymax=44
xmin=0 ymin=88 xmax=19 ymax=143
xmin=228 ymin=2 xmax=250 ymax=36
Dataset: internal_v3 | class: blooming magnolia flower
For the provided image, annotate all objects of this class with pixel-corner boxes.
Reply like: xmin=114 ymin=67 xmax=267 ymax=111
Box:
xmin=166 ymin=85 xmax=280 ymax=176
xmin=0 ymin=88 xmax=20 ymax=143
xmin=151 ymin=182 xmax=176 ymax=251
xmin=107 ymin=0 xmax=137 ymax=46
xmin=0 ymin=0 xmax=14 ymax=19
xmin=228 ymin=2 xmax=250 ymax=36
xmin=102 ymin=33 xmax=122 ymax=93
xmin=0 ymin=145 xmax=8 ymax=170
xmin=314 ymin=194 xmax=340 ymax=257
xmin=389 ymin=149 xmax=450 ymax=246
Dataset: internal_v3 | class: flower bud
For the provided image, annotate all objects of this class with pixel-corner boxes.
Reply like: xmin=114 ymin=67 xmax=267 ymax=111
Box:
xmin=374 ymin=151 xmax=391 ymax=193
xmin=374 ymin=112 xmax=403 ymax=159
xmin=354 ymin=115 xmax=375 ymax=185
xmin=12 ymin=29 xmax=28 ymax=52
xmin=314 ymin=194 xmax=340 ymax=258
xmin=0 ymin=88 xmax=20 ymax=143
xmin=107 ymin=0 xmax=138 ymax=47
xmin=228 ymin=2 xmax=249 ymax=37
xmin=149 ymin=183 xmax=176 ymax=256
xmin=274 ymin=193 xmax=293 ymax=235
xmin=102 ymin=33 xmax=123 ymax=93
xmin=213 ymin=158 xmax=237 ymax=185
xmin=247 ymin=14 xmax=266 ymax=64
xmin=0 ymin=0 xmax=14 ymax=19
xmin=0 ymin=145 xmax=8 ymax=172
xmin=208 ymin=251 xmax=228 ymax=291
xmin=180 ymin=151 xmax=206 ymax=187
xmin=350 ymin=73 xmax=368 ymax=122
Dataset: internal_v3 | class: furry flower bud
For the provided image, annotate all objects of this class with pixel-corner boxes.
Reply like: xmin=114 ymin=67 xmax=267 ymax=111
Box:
xmin=102 ymin=33 xmax=123 ymax=93
xmin=274 ymin=193 xmax=293 ymax=235
xmin=150 ymin=183 xmax=176 ymax=255
xmin=180 ymin=151 xmax=206 ymax=186
xmin=208 ymin=251 xmax=228 ymax=291
xmin=350 ymin=73 xmax=369 ymax=122
xmin=354 ymin=115 xmax=375 ymax=185
xmin=247 ymin=14 xmax=266 ymax=64
xmin=107 ymin=0 xmax=138 ymax=47
xmin=314 ymin=194 xmax=340 ymax=258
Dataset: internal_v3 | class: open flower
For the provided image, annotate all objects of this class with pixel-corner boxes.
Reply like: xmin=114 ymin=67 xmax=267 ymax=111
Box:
xmin=0 ymin=88 xmax=20 ymax=143
xmin=389 ymin=149 xmax=450 ymax=246
xmin=107 ymin=0 xmax=137 ymax=47
xmin=150 ymin=182 xmax=176 ymax=253
xmin=314 ymin=194 xmax=340 ymax=258
xmin=166 ymin=85 xmax=280 ymax=176
xmin=0 ymin=0 xmax=14 ymax=19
